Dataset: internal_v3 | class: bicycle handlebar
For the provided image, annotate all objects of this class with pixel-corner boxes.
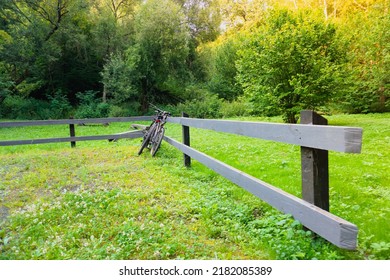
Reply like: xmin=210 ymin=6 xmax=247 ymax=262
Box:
xmin=150 ymin=103 xmax=170 ymax=116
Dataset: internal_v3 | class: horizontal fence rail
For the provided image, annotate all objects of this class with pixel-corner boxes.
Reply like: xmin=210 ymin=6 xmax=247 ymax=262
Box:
xmin=0 ymin=117 xmax=151 ymax=147
xmin=0 ymin=116 xmax=152 ymax=128
xmin=166 ymin=111 xmax=363 ymax=250
xmin=0 ymin=131 xmax=143 ymax=146
xmin=167 ymin=117 xmax=363 ymax=153
xmin=164 ymin=136 xmax=358 ymax=249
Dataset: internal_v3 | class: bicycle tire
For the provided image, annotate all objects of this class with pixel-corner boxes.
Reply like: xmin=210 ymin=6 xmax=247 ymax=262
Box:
xmin=138 ymin=125 xmax=155 ymax=155
xmin=151 ymin=127 xmax=165 ymax=157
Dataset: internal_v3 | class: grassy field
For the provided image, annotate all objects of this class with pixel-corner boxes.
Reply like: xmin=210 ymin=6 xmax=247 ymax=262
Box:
xmin=0 ymin=113 xmax=389 ymax=260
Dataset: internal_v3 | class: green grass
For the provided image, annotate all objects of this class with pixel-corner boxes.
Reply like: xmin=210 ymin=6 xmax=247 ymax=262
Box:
xmin=0 ymin=113 xmax=389 ymax=260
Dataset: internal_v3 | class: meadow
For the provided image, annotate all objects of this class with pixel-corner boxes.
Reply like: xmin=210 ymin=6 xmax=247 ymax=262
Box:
xmin=0 ymin=113 xmax=389 ymax=260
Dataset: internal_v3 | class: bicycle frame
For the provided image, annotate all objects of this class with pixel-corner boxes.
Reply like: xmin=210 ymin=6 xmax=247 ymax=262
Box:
xmin=138 ymin=106 xmax=170 ymax=156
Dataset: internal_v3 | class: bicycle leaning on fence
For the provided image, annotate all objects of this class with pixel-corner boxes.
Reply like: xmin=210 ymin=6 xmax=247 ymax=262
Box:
xmin=138 ymin=105 xmax=171 ymax=157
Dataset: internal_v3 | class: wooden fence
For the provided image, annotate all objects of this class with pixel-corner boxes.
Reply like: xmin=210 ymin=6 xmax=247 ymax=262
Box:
xmin=0 ymin=111 xmax=363 ymax=250
xmin=165 ymin=110 xmax=363 ymax=250
xmin=0 ymin=117 xmax=151 ymax=146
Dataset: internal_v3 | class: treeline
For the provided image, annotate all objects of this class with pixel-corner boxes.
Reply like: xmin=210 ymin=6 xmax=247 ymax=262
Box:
xmin=0 ymin=0 xmax=389 ymax=122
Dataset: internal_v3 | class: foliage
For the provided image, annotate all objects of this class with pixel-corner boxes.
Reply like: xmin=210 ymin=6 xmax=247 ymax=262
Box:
xmin=108 ymin=103 xmax=141 ymax=117
xmin=0 ymin=93 xmax=71 ymax=120
xmin=236 ymin=9 xmax=347 ymax=123
xmin=337 ymin=10 xmax=390 ymax=113
xmin=0 ymin=0 xmax=103 ymax=102
xmin=219 ymin=0 xmax=267 ymax=30
xmin=1 ymin=0 xmax=390 ymax=119
xmin=128 ymin=0 xmax=191 ymax=111
xmin=47 ymin=91 xmax=73 ymax=119
xmin=0 ymin=72 xmax=13 ymax=104
xmin=101 ymin=52 xmax=140 ymax=105
xmin=176 ymin=88 xmax=223 ymax=118
xmin=174 ymin=0 xmax=222 ymax=44
xmin=219 ymin=99 xmax=250 ymax=118
xmin=204 ymin=36 xmax=243 ymax=100
xmin=74 ymin=91 xmax=110 ymax=119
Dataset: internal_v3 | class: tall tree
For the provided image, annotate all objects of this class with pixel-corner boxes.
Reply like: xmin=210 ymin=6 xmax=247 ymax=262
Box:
xmin=174 ymin=0 xmax=221 ymax=43
xmin=102 ymin=0 xmax=190 ymax=111
xmin=236 ymin=9 xmax=347 ymax=123
xmin=0 ymin=0 xmax=131 ymax=102
xmin=338 ymin=4 xmax=390 ymax=112
xmin=203 ymin=36 xmax=243 ymax=100
xmin=89 ymin=0 xmax=139 ymax=56
xmin=219 ymin=0 xmax=268 ymax=29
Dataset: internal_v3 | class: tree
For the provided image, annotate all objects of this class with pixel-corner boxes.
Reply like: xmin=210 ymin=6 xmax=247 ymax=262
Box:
xmin=174 ymin=0 xmax=221 ymax=43
xmin=339 ymin=6 xmax=390 ymax=113
xmin=100 ymin=51 xmax=139 ymax=105
xmin=219 ymin=0 xmax=268 ymax=30
xmin=205 ymin=36 xmax=243 ymax=100
xmin=102 ymin=0 xmax=190 ymax=112
xmin=0 ymin=0 xmax=127 ymax=104
xmin=236 ymin=9 xmax=346 ymax=123
xmin=89 ymin=0 xmax=139 ymax=57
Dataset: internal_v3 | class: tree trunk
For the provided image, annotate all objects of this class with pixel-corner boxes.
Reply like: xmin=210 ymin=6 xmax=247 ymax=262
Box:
xmin=324 ymin=0 xmax=328 ymax=20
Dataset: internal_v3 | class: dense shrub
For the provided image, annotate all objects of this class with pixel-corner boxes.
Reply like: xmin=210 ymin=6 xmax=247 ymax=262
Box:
xmin=219 ymin=99 xmax=250 ymax=118
xmin=176 ymin=93 xmax=223 ymax=119
xmin=0 ymin=95 xmax=71 ymax=120
xmin=74 ymin=91 xmax=109 ymax=119
xmin=47 ymin=91 xmax=73 ymax=119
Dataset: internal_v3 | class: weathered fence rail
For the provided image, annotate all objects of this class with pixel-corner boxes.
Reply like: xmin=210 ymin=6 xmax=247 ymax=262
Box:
xmin=164 ymin=136 xmax=358 ymax=249
xmin=165 ymin=110 xmax=363 ymax=250
xmin=167 ymin=115 xmax=362 ymax=153
xmin=0 ymin=117 xmax=151 ymax=127
xmin=0 ymin=111 xmax=363 ymax=250
xmin=0 ymin=116 xmax=151 ymax=147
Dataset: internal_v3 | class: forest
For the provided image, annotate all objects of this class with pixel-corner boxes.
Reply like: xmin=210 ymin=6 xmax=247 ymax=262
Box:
xmin=0 ymin=0 xmax=389 ymax=123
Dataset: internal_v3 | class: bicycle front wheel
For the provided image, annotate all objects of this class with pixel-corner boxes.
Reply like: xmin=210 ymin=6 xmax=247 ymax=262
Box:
xmin=151 ymin=127 xmax=165 ymax=157
xmin=138 ymin=125 xmax=155 ymax=155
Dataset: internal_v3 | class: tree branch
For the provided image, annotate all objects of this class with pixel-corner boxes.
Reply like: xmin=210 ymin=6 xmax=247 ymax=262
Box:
xmin=45 ymin=0 xmax=69 ymax=41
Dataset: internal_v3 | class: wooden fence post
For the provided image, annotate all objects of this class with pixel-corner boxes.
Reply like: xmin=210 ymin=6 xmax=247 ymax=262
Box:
xmin=300 ymin=110 xmax=329 ymax=211
xmin=182 ymin=112 xmax=191 ymax=167
xmin=69 ymin=116 xmax=76 ymax=148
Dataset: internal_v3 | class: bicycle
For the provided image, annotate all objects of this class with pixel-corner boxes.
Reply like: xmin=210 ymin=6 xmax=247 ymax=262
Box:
xmin=138 ymin=105 xmax=170 ymax=157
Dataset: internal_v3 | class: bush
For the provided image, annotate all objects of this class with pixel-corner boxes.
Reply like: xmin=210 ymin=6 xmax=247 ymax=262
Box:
xmin=338 ymin=85 xmax=390 ymax=114
xmin=0 ymin=95 xmax=52 ymax=120
xmin=176 ymin=93 xmax=222 ymax=119
xmin=220 ymin=100 xmax=250 ymax=118
xmin=0 ymin=88 xmax=72 ymax=120
xmin=109 ymin=102 xmax=141 ymax=117
xmin=47 ymin=91 xmax=72 ymax=119
xmin=74 ymin=91 xmax=109 ymax=119
xmin=0 ymin=74 xmax=13 ymax=104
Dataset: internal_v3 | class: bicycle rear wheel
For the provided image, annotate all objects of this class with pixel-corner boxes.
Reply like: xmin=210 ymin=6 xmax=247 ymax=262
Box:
xmin=151 ymin=127 xmax=165 ymax=157
xmin=138 ymin=125 xmax=155 ymax=155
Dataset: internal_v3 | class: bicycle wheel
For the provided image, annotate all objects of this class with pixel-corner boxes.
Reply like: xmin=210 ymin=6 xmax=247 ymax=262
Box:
xmin=151 ymin=127 xmax=165 ymax=157
xmin=138 ymin=124 xmax=155 ymax=155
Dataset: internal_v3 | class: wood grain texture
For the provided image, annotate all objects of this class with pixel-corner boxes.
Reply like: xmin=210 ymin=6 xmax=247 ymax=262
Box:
xmin=163 ymin=136 xmax=358 ymax=249
xmin=167 ymin=117 xmax=362 ymax=153
xmin=300 ymin=110 xmax=329 ymax=211
xmin=0 ymin=116 xmax=152 ymax=128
